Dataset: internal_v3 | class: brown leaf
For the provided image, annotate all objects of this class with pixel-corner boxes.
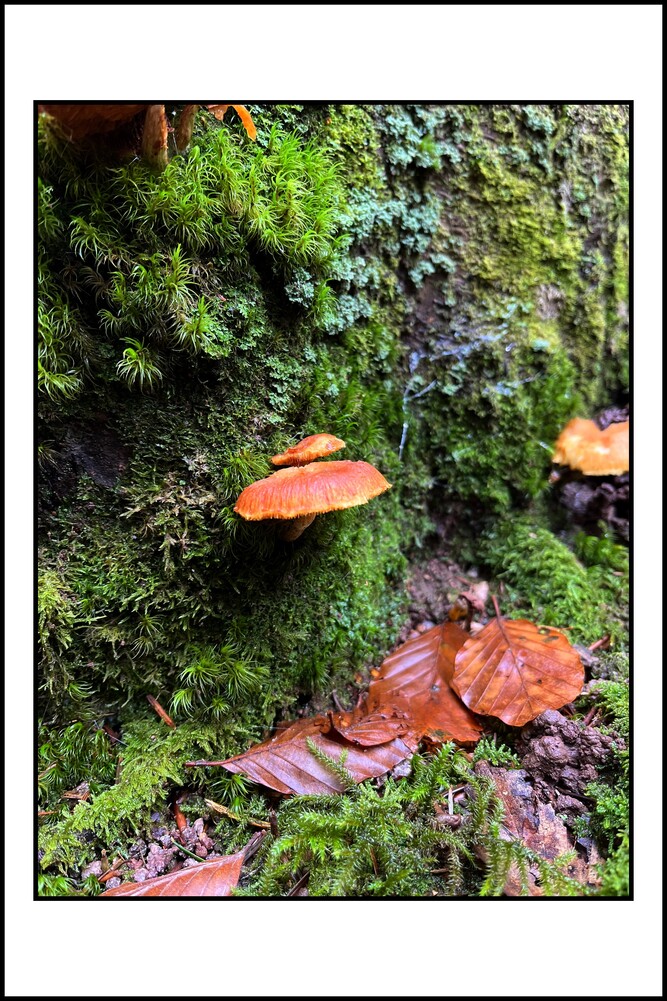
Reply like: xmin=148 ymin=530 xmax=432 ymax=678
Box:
xmin=197 ymin=715 xmax=417 ymax=795
xmin=367 ymin=624 xmax=484 ymax=747
xmin=324 ymin=707 xmax=412 ymax=746
xmin=474 ymin=763 xmax=600 ymax=895
xmin=459 ymin=579 xmax=489 ymax=615
xmin=452 ymin=618 xmax=584 ymax=727
xmin=101 ymin=845 xmax=250 ymax=897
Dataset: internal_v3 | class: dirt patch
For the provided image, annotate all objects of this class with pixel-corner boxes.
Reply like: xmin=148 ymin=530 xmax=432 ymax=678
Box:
xmin=517 ymin=709 xmax=621 ymax=809
xmin=400 ymin=550 xmax=487 ymax=642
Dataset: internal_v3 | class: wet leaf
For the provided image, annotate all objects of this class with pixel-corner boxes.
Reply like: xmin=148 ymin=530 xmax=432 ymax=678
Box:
xmin=101 ymin=847 xmax=247 ymax=897
xmin=452 ymin=617 xmax=584 ymax=727
xmin=200 ymin=715 xmax=417 ymax=795
xmin=324 ymin=707 xmax=412 ymax=746
xmin=367 ymin=623 xmax=484 ymax=747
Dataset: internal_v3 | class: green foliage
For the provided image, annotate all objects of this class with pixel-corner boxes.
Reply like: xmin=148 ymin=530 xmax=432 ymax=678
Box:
xmin=596 ymin=833 xmax=629 ymax=896
xmin=38 ymin=718 xmax=220 ymax=874
xmin=480 ymin=515 xmax=629 ymax=644
xmin=472 ymin=736 xmax=521 ymax=768
xmin=37 ymin=113 xmax=343 ymax=404
xmin=239 ymin=744 xmax=582 ymax=897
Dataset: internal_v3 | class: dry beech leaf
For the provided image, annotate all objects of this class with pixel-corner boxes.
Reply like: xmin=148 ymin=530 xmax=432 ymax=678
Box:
xmin=101 ymin=849 xmax=245 ymax=897
xmin=324 ymin=707 xmax=412 ymax=746
xmin=206 ymin=714 xmax=417 ymax=795
xmin=452 ymin=617 xmax=584 ymax=727
xmin=367 ymin=623 xmax=484 ymax=747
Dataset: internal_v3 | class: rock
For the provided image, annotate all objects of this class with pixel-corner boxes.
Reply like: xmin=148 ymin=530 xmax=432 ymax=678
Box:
xmin=81 ymin=860 xmax=104 ymax=879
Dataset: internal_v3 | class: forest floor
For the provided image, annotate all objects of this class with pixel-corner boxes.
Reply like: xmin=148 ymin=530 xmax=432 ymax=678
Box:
xmin=76 ymin=541 xmax=627 ymax=898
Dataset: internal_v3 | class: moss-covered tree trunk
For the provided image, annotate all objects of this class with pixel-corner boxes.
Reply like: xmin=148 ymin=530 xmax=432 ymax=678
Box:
xmin=38 ymin=104 xmax=628 ymax=887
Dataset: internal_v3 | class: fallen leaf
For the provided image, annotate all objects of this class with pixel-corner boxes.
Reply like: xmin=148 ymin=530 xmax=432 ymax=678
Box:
xmin=324 ymin=706 xmax=412 ymax=746
xmin=367 ymin=624 xmax=484 ymax=747
xmin=459 ymin=579 xmax=490 ymax=615
xmin=452 ymin=617 xmax=584 ymax=727
xmin=189 ymin=715 xmax=417 ymax=795
xmin=61 ymin=781 xmax=90 ymax=802
xmin=100 ymin=835 xmax=262 ymax=897
xmin=473 ymin=763 xmax=600 ymax=895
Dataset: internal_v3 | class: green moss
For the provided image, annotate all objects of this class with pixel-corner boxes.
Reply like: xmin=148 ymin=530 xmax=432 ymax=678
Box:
xmin=479 ymin=516 xmax=628 ymax=644
xmin=38 ymin=104 xmax=628 ymax=892
xmin=239 ymin=744 xmax=582 ymax=897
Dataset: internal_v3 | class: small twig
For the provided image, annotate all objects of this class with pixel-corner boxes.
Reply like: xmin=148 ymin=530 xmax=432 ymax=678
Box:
xmin=369 ymin=846 xmax=379 ymax=876
xmin=205 ymin=799 xmax=271 ymax=830
xmin=287 ymin=871 xmax=309 ymax=897
xmin=146 ymin=694 xmax=176 ymax=728
xmin=243 ymin=830 xmax=268 ymax=864
xmin=491 ymin=593 xmax=502 ymax=619
xmin=173 ymin=800 xmax=188 ymax=833
xmin=447 ymin=786 xmax=454 ymax=815
xmin=98 ymin=858 xmax=128 ymax=883
xmin=583 ymin=705 xmax=599 ymax=728
xmin=269 ymin=808 xmax=278 ymax=838
xmin=102 ymin=724 xmax=122 ymax=745
xmin=171 ymin=838 xmax=206 ymax=862
xmin=588 ymin=636 xmax=610 ymax=653
xmin=331 ymin=689 xmax=346 ymax=713
xmin=185 ymin=759 xmax=228 ymax=767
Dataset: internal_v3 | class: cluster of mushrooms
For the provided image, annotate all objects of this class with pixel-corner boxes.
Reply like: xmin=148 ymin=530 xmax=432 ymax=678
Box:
xmin=234 ymin=434 xmax=391 ymax=540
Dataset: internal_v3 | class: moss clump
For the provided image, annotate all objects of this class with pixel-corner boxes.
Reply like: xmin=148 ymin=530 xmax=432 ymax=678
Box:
xmin=239 ymin=744 xmax=583 ymax=897
xmin=479 ymin=516 xmax=628 ymax=645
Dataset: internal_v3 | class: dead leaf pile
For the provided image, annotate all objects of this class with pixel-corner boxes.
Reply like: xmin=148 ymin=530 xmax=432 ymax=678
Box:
xmin=188 ymin=607 xmax=583 ymax=794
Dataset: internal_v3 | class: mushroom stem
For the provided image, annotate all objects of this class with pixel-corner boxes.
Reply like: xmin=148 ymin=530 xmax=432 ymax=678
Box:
xmin=280 ymin=514 xmax=316 ymax=541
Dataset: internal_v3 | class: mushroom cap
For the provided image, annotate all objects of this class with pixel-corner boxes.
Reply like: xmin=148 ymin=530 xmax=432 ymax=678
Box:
xmin=234 ymin=460 xmax=391 ymax=521
xmin=271 ymin=433 xmax=346 ymax=467
xmin=39 ymin=104 xmax=148 ymax=140
xmin=552 ymin=418 xmax=629 ymax=476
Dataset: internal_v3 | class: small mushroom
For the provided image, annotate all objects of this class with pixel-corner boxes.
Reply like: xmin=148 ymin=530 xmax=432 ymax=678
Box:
xmin=234 ymin=459 xmax=391 ymax=541
xmin=271 ymin=433 xmax=346 ymax=467
xmin=552 ymin=418 xmax=629 ymax=476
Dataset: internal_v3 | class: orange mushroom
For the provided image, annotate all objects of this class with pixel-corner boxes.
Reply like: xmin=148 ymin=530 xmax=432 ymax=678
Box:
xmin=271 ymin=433 xmax=346 ymax=467
xmin=552 ymin=418 xmax=629 ymax=476
xmin=235 ymin=460 xmax=392 ymax=541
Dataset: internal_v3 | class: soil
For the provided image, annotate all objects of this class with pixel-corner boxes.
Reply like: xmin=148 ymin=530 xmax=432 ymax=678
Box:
xmin=84 ymin=813 xmax=222 ymax=888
